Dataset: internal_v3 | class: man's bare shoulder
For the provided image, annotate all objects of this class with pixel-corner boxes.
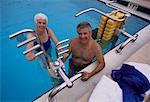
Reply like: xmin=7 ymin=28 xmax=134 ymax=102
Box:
xmin=70 ymin=38 xmax=78 ymax=44
xmin=91 ymin=39 xmax=99 ymax=47
xmin=71 ymin=38 xmax=78 ymax=41
xmin=91 ymin=40 xmax=103 ymax=53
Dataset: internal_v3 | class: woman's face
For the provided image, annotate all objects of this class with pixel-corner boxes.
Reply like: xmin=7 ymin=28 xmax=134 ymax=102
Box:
xmin=36 ymin=19 xmax=47 ymax=32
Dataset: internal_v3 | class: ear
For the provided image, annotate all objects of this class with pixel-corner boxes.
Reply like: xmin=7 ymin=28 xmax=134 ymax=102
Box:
xmin=89 ymin=30 xmax=92 ymax=36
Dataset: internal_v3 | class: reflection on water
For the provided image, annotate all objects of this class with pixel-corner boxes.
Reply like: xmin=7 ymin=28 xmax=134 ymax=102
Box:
xmin=16 ymin=34 xmax=26 ymax=42
xmin=99 ymin=34 xmax=118 ymax=54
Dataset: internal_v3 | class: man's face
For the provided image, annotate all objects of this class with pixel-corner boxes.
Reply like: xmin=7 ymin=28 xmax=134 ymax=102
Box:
xmin=36 ymin=19 xmax=46 ymax=32
xmin=78 ymin=27 xmax=91 ymax=45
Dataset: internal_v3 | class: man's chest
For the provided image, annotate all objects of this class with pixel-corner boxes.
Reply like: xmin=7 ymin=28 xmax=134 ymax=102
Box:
xmin=72 ymin=47 xmax=95 ymax=60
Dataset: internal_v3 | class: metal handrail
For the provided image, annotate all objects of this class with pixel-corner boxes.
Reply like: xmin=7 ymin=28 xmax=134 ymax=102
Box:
xmin=57 ymin=44 xmax=69 ymax=50
xmin=9 ymin=29 xmax=73 ymax=88
xmin=50 ymin=59 xmax=73 ymax=87
xmin=116 ymin=34 xmax=138 ymax=53
xmin=17 ymin=36 xmax=36 ymax=48
xmin=55 ymin=39 xmax=73 ymax=87
xmin=9 ymin=29 xmax=34 ymax=39
xmin=56 ymin=39 xmax=69 ymax=59
xmin=23 ymin=44 xmax=40 ymax=55
xmin=75 ymin=8 xmax=126 ymax=22
xmin=9 ymin=29 xmax=44 ymax=58
xmin=35 ymin=51 xmax=44 ymax=57
xmin=117 ymin=29 xmax=136 ymax=39
xmin=48 ymin=73 xmax=82 ymax=102
xmin=56 ymin=39 xmax=69 ymax=46
xmin=58 ymin=49 xmax=69 ymax=56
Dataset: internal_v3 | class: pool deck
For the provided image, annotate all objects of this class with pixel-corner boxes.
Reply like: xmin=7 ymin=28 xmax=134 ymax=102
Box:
xmin=98 ymin=0 xmax=150 ymax=21
xmin=98 ymin=0 xmax=150 ymax=8
xmin=125 ymin=0 xmax=150 ymax=9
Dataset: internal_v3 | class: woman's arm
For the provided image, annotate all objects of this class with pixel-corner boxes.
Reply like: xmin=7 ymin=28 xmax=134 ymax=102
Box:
xmin=47 ymin=28 xmax=59 ymax=45
xmin=26 ymin=33 xmax=36 ymax=61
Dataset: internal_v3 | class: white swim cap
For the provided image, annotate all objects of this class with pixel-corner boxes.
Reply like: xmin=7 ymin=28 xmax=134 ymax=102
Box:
xmin=34 ymin=13 xmax=48 ymax=24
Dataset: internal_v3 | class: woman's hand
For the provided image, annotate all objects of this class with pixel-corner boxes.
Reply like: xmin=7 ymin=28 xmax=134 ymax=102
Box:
xmin=26 ymin=53 xmax=36 ymax=61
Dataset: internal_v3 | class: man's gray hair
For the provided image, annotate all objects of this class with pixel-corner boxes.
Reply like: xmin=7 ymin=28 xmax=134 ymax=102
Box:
xmin=77 ymin=21 xmax=92 ymax=32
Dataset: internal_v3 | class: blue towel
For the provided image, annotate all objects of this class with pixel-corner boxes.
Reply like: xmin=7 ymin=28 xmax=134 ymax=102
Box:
xmin=111 ymin=64 xmax=150 ymax=102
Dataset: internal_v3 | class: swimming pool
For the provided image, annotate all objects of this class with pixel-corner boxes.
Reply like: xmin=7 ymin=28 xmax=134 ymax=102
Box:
xmin=1 ymin=0 xmax=149 ymax=101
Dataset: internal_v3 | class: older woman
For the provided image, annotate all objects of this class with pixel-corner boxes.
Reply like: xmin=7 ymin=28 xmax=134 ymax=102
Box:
xmin=26 ymin=13 xmax=60 ymax=86
xmin=26 ymin=13 xmax=58 ymax=61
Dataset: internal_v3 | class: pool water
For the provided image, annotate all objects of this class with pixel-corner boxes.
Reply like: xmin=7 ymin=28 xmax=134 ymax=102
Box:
xmin=1 ymin=0 xmax=149 ymax=101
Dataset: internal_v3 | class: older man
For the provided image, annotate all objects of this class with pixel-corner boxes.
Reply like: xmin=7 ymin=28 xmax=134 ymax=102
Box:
xmin=63 ymin=21 xmax=105 ymax=81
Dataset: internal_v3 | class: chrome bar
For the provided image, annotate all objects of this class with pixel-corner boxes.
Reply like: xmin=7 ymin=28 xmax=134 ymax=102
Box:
xmin=51 ymin=59 xmax=73 ymax=87
xmin=58 ymin=49 xmax=69 ymax=56
xmin=17 ymin=36 xmax=36 ymax=48
xmin=117 ymin=29 xmax=137 ymax=40
xmin=58 ymin=68 xmax=73 ymax=87
xmin=35 ymin=51 xmax=44 ymax=57
xmin=116 ymin=34 xmax=138 ymax=53
xmin=23 ymin=44 xmax=40 ymax=55
xmin=56 ymin=39 xmax=69 ymax=46
xmin=9 ymin=29 xmax=34 ymax=39
xmin=48 ymin=73 xmax=82 ymax=101
xmin=57 ymin=56 xmax=63 ymax=60
xmin=75 ymin=8 xmax=125 ymax=22
xmin=98 ymin=0 xmax=116 ymax=4
xmin=106 ymin=0 xmax=115 ymax=4
xmin=57 ymin=44 xmax=69 ymax=50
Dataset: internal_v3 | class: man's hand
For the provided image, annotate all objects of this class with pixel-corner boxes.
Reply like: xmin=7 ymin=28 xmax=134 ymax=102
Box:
xmin=81 ymin=72 xmax=91 ymax=81
xmin=62 ymin=53 xmax=69 ymax=62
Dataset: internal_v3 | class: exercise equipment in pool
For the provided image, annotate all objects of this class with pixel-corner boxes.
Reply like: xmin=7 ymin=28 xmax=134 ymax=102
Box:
xmin=97 ymin=11 xmax=127 ymax=41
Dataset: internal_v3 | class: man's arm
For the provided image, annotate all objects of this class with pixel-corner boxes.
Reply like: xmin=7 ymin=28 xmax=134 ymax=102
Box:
xmin=82 ymin=42 xmax=105 ymax=81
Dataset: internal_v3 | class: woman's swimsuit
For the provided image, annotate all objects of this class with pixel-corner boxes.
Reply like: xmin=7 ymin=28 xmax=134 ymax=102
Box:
xmin=34 ymin=28 xmax=51 ymax=52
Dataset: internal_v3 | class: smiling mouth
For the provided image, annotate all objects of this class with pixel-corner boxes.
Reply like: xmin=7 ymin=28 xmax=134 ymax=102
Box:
xmin=81 ymin=38 xmax=87 ymax=41
xmin=80 ymin=39 xmax=87 ymax=43
xmin=39 ymin=26 xmax=45 ymax=29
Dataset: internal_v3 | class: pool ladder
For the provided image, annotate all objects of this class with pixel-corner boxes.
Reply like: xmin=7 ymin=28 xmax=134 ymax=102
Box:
xmin=9 ymin=29 xmax=73 ymax=88
xmin=115 ymin=29 xmax=138 ymax=53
